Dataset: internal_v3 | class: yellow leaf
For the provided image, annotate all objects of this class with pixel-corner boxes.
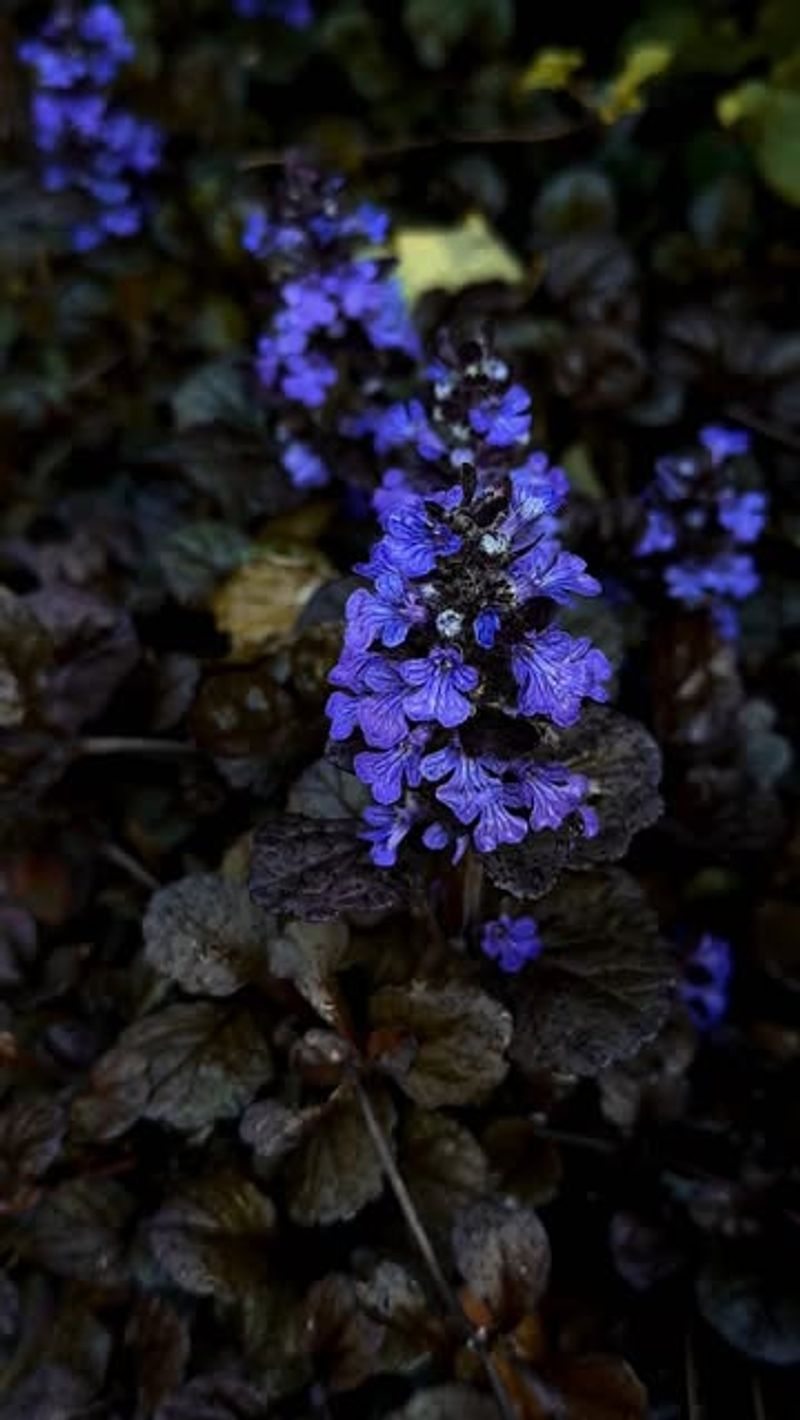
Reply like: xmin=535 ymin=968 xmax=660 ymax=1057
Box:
xmin=519 ymin=47 xmax=584 ymax=93
xmin=598 ymin=42 xmax=673 ymax=124
xmin=212 ymin=545 xmax=332 ymax=657
xmin=394 ymin=212 xmax=525 ymax=306
xmin=717 ymin=79 xmax=768 ymax=129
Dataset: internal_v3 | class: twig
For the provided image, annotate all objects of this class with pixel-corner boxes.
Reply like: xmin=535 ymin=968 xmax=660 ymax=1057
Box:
xmin=78 ymin=737 xmax=198 ymax=759
xmin=751 ymin=1373 xmax=767 ymax=1420
xmin=685 ymin=1329 xmax=703 ymax=1420
xmin=354 ymin=1076 xmax=518 ymax=1420
xmin=239 ymin=116 xmax=593 ymax=171
xmin=461 ymin=852 xmax=485 ymax=936
xmin=725 ymin=403 xmax=800 ymax=457
xmin=99 ymin=842 xmax=160 ymax=893
xmin=532 ymin=1124 xmax=617 ymax=1156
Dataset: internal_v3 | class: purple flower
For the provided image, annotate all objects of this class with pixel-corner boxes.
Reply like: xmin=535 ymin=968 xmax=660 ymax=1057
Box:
xmin=474 ymin=608 xmax=501 ymax=649
xmin=19 ymin=5 xmax=160 ymax=251
xmin=680 ymin=932 xmax=732 ymax=1029
xmin=358 ymin=659 xmax=411 ymax=748
xmin=422 ymin=747 xmax=528 ymax=853
xmin=281 ymin=352 xmax=338 ymax=407
xmin=374 ymin=401 xmax=445 ymax=460
xmin=717 ymin=490 xmax=767 ymax=544
xmin=469 ymin=385 xmax=531 ymax=447
xmin=354 ymin=727 xmax=430 ymax=804
xmin=511 ymin=627 xmax=611 ymax=726
xmin=384 ymin=499 xmax=462 ymax=578
xmin=361 ymin=803 xmax=416 ymax=867
xmin=505 ymin=761 xmax=593 ymax=832
xmin=699 ymin=426 xmax=751 ymax=466
xmin=234 ymin=0 xmax=314 ymax=26
xmin=400 ymin=647 xmax=479 ymax=728
xmin=636 ymin=508 xmax=677 ymax=557
xmin=283 ymin=440 xmax=330 ymax=490
xmin=481 ymin=915 xmax=543 ymax=973
xmin=345 ymin=572 xmax=428 ymax=651
xmin=510 ymin=544 xmax=602 ymax=606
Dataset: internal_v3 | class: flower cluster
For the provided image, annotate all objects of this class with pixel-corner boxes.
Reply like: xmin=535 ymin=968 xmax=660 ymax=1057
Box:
xmin=481 ymin=914 xmax=543 ymax=973
xmin=19 ymin=3 xmax=161 ymax=252
xmin=244 ymin=164 xmax=419 ymax=494
xmin=327 ymin=341 xmax=612 ymax=867
xmin=234 ymin=0 xmax=313 ymax=24
xmin=635 ymin=426 xmax=767 ymax=638
xmin=365 ymin=331 xmax=552 ymax=518
xmin=680 ymin=932 xmax=732 ymax=1029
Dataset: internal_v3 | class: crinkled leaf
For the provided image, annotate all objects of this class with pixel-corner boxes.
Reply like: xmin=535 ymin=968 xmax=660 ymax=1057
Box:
xmin=285 ymin=1084 xmax=394 ymax=1227
xmin=511 ymin=871 xmax=673 ymax=1077
xmin=354 ymin=1260 xmax=435 ymax=1372
xmin=697 ymin=1257 xmax=800 ymax=1365
xmin=126 ymin=1296 xmax=191 ymax=1419
xmin=250 ymin=813 xmax=410 ymax=921
xmin=21 ymin=1177 xmax=133 ymax=1286
xmin=172 ymin=359 xmax=255 ymax=432
xmin=147 ymin=1172 xmax=275 ymax=1301
xmin=487 ymin=710 xmax=662 ymax=898
xmin=27 ymin=585 xmax=139 ymax=735
xmin=154 ymin=1372 xmax=268 ymax=1420
xmin=288 ymin=759 xmax=371 ymax=821
xmin=386 ymin=1385 xmax=500 ymax=1420
xmin=157 ymin=521 xmax=253 ymax=607
xmin=452 ymin=1199 xmax=551 ymax=1328
xmin=72 ymin=1002 xmax=273 ymax=1139
xmin=369 ymin=982 xmax=511 ymax=1107
xmin=303 ymin=1272 xmax=385 ymax=1392
xmin=241 ymin=1098 xmax=318 ymax=1174
xmin=0 ymin=587 xmax=52 ymax=729
xmin=0 ymin=1096 xmax=66 ymax=1200
xmin=403 ymin=1109 xmax=489 ymax=1231
xmin=143 ymin=873 xmax=269 ymax=997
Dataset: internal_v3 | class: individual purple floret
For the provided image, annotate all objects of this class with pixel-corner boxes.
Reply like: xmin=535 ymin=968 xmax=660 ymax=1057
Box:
xmin=245 ymin=163 xmax=419 ymax=495
xmin=635 ymin=426 xmax=767 ymax=638
xmin=18 ymin=3 xmax=161 ymax=252
xmin=680 ymin=933 xmax=732 ymax=1029
xmin=481 ymin=914 xmax=543 ymax=973
xmin=326 ymin=333 xmax=612 ymax=867
xmin=234 ymin=0 xmax=313 ymax=25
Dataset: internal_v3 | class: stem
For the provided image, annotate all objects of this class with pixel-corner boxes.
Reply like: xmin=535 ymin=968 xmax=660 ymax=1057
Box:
xmin=751 ymin=1374 xmax=767 ymax=1420
xmin=100 ymin=843 xmax=159 ymax=893
xmin=354 ymin=1077 xmax=518 ymax=1420
xmin=78 ymin=737 xmax=198 ymax=759
xmin=685 ymin=1330 xmax=703 ymax=1420
xmin=461 ymin=852 xmax=485 ymax=936
xmin=239 ymin=116 xmax=593 ymax=171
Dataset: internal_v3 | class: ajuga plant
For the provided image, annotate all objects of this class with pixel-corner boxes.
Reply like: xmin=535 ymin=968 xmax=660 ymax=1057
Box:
xmin=17 ymin=1 xmax=161 ymax=252
xmin=253 ymin=331 xmax=663 ymax=930
xmin=327 ymin=338 xmax=612 ymax=874
xmin=244 ymin=161 xmax=420 ymax=496
xmin=635 ymin=425 xmax=767 ymax=639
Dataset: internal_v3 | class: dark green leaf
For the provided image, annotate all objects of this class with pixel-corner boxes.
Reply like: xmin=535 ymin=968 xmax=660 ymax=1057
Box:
xmin=452 ymin=1199 xmax=550 ymax=1328
xmin=511 ymin=871 xmax=673 ymax=1077
xmin=143 ymin=873 xmax=270 ymax=997
xmin=147 ymin=1172 xmax=276 ymax=1301
xmin=157 ymin=522 xmax=253 ymax=607
xmin=369 ymin=982 xmax=511 ymax=1107
xmin=250 ymin=814 xmax=410 ymax=921
xmin=72 ymin=1002 xmax=273 ymax=1139
xmin=21 ymin=1178 xmax=133 ymax=1285
xmin=697 ymin=1257 xmax=800 ymax=1365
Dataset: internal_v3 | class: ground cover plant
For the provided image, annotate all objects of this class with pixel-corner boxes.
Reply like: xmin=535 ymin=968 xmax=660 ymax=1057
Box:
xmin=0 ymin=2 xmax=799 ymax=1417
